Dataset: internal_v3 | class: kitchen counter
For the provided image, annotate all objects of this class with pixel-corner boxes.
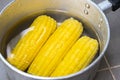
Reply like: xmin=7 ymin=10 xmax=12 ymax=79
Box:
xmin=0 ymin=0 xmax=120 ymax=80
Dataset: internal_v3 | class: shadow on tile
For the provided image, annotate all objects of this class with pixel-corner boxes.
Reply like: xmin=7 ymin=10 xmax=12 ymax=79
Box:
xmin=94 ymin=70 xmax=113 ymax=80
xmin=98 ymin=57 xmax=108 ymax=70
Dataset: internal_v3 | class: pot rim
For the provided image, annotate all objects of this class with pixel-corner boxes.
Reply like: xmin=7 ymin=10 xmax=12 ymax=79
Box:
xmin=0 ymin=0 xmax=110 ymax=79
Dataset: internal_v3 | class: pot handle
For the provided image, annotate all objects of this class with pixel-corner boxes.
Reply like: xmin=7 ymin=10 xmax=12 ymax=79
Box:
xmin=98 ymin=0 xmax=120 ymax=13
xmin=109 ymin=0 xmax=120 ymax=11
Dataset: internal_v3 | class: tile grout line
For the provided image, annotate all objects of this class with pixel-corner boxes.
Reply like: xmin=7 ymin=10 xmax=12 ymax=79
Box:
xmin=97 ymin=68 xmax=109 ymax=72
xmin=111 ymin=65 xmax=120 ymax=69
xmin=104 ymin=56 xmax=116 ymax=80
xmin=98 ymin=64 xmax=120 ymax=72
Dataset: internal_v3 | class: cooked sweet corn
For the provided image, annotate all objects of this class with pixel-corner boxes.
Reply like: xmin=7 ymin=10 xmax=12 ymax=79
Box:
xmin=51 ymin=36 xmax=98 ymax=77
xmin=7 ymin=15 xmax=57 ymax=71
xmin=27 ymin=18 xmax=83 ymax=76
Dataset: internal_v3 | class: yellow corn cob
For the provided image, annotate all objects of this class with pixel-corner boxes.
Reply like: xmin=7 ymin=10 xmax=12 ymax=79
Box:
xmin=7 ymin=15 xmax=57 ymax=71
xmin=27 ymin=18 xmax=83 ymax=76
xmin=51 ymin=36 xmax=98 ymax=77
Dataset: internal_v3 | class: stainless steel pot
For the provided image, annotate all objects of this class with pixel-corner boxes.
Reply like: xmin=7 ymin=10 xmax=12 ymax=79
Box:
xmin=0 ymin=0 xmax=120 ymax=80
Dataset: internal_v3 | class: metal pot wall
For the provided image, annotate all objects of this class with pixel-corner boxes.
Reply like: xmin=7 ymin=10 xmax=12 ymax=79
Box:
xmin=0 ymin=0 xmax=120 ymax=80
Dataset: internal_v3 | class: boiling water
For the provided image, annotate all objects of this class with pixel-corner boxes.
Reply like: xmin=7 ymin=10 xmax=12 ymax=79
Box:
xmin=2 ymin=11 xmax=99 ymax=59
